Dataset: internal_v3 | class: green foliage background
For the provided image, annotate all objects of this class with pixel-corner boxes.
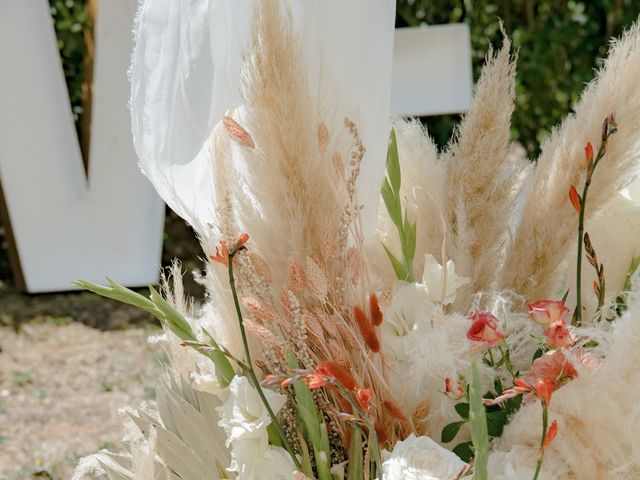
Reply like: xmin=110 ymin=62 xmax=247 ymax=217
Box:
xmin=397 ymin=0 xmax=639 ymax=156
xmin=49 ymin=1 xmax=639 ymax=157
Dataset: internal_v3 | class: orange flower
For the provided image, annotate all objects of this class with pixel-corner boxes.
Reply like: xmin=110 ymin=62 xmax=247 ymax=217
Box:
xmin=527 ymin=300 xmax=569 ymax=326
xmin=305 ymin=371 xmax=332 ymax=389
xmin=369 ymin=293 xmax=383 ymax=326
xmin=535 ymin=379 xmax=556 ymax=406
xmin=568 ymin=185 xmax=581 ymax=213
xmin=313 ymin=361 xmax=356 ymax=390
xmin=356 ymin=388 xmax=372 ymax=412
xmin=543 ymin=319 xmax=574 ymax=349
xmin=585 ymin=142 xmax=594 ymax=166
xmin=354 ymin=306 xmax=381 ymax=353
xmin=489 ymin=351 xmax=579 ymax=407
xmin=444 ymin=377 xmax=465 ymax=400
xmin=543 ymin=420 xmax=559 ymax=451
xmin=487 ymin=377 xmax=535 ymax=405
xmin=529 ymin=351 xmax=578 ymax=386
xmin=467 ymin=312 xmax=505 ymax=347
xmin=236 ymin=232 xmax=250 ymax=249
xmin=209 ymin=240 xmax=230 ymax=268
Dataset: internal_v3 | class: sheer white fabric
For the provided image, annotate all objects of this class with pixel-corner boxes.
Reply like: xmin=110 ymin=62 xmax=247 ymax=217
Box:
xmin=130 ymin=0 xmax=396 ymax=234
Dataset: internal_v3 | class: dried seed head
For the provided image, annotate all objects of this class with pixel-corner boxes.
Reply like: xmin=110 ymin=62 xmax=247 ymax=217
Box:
xmin=223 ymin=115 xmax=255 ymax=148
xmin=353 ymin=306 xmax=380 ymax=353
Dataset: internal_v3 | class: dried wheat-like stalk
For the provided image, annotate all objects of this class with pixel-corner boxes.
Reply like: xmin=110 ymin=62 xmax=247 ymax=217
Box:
xmin=501 ymin=23 xmax=640 ymax=300
xmin=442 ymin=36 xmax=528 ymax=307
xmin=223 ymin=0 xmax=347 ymax=292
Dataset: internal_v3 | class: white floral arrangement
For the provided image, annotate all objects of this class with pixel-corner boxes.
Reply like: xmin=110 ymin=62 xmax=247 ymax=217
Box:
xmin=74 ymin=1 xmax=640 ymax=479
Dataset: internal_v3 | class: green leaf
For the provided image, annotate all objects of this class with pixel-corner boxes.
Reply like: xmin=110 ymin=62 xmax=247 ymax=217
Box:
xmin=383 ymin=243 xmax=410 ymax=281
xmin=453 ymin=442 xmax=474 ymax=463
xmin=624 ymin=255 xmax=640 ymax=291
xmin=149 ymin=285 xmax=196 ymax=342
xmin=486 ymin=410 xmax=508 ymax=437
xmin=454 ymin=402 xmax=470 ymax=420
xmin=286 ymin=353 xmax=331 ymax=480
xmin=347 ymin=427 xmax=363 ymax=480
xmin=267 ymin=423 xmax=283 ymax=447
xmin=381 ymin=179 xmax=402 ymax=229
xmin=76 ymin=278 xmax=235 ymax=387
xmin=405 ymin=218 xmax=417 ymax=264
xmin=74 ymin=278 xmax=159 ymax=317
xmin=385 ymin=128 xmax=401 ymax=193
xmin=441 ymin=421 xmax=466 ymax=443
xmin=469 ymin=362 xmax=489 ymax=480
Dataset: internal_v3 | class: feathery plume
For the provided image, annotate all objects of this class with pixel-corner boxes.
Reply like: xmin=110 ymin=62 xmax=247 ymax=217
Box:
xmin=442 ymin=35 xmax=528 ymax=306
xmin=501 ymin=24 xmax=640 ymax=299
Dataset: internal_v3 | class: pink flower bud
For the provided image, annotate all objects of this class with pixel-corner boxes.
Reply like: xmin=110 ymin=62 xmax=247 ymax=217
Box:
xmin=543 ymin=319 xmax=574 ymax=349
xmin=444 ymin=377 xmax=465 ymax=400
xmin=527 ymin=300 xmax=569 ymax=326
xmin=467 ymin=312 xmax=505 ymax=347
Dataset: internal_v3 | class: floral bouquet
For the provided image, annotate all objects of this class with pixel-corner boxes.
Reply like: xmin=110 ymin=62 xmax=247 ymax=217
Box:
xmin=74 ymin=1 xmax=640 ymax=479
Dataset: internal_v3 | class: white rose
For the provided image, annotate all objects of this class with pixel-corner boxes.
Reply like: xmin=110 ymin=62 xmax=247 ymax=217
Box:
xmin=228 ymin=434 xmax=298 ymax=480
xmin=217 ymin=375 xmax=287 ymax=441
xmin=422 ymin=254 xmax=469 ymax=305
xmin=383 ymin=434 xmax=469 ymax=480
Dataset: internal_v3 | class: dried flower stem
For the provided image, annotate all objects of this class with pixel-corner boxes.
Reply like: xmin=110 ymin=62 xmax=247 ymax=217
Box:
xmin=228 ymin=249 xmax=301 ymax=469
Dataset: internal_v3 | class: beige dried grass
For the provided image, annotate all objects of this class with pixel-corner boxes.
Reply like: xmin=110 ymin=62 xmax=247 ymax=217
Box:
xmin=442 ymin=36 xmax=529 ymax=307
xmin=501 ymin=23 xmax=640 ymax=300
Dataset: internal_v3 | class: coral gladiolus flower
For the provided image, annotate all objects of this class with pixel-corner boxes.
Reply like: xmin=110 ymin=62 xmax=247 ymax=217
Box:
xmin=314 ymin=361 xmax=357 ymax=390
xmin=209 ymin=240 xmax=230 ymax=268
xmin=236 ymin=232 xmax=250 ymax=249
xmin=356 ymin=388 xmax=372 ymax=412
xmin=444 ymin=377 xmax=465 ymax=400
xmin=585 ymin=142 xmax=594 ymax=166
xmin=527 ymin=300 xmax=569 ymax=326
xmin=543 ymin=319 xmax=574 ymax=349
xmin=529 ymin=351 xmax=578 ymax=386
xmin=543 ymin=420 xmax=559 ymax=451
xmin=489 ymin=351 xmax=579 ymax=406
xmin=535 ymin=379 xmax=556 ymax=406
xmin=305 ymin=372 xmax=332 ymax=389
xmin=467 ymin=312 xmax=505 ymax=347
xmin=569 ymin=185 xmax=581 ymax=213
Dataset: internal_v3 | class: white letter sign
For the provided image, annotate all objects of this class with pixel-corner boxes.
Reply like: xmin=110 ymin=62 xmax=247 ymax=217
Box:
xmin=0 ymin=0 xmax=165 ymax=293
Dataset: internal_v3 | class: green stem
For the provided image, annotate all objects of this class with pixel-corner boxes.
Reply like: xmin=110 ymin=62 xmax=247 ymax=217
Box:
xmin=574 ymin=181 xmax=588 ymax=326
xmin=335 ymin=383 xmax=384 ymax=480
xmin=574 ymin=144 xmax=605 ymax=326
xmin=228 ymin=252 xmax=301 ymax=470
xmin=532 ymin=405 xmax=548 ymax=480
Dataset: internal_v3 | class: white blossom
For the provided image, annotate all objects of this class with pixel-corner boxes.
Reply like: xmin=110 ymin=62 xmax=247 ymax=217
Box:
xmin=382 ymin=434 xmax=469 ymax=480
xmin=217 ymin=375 xmax=287 ymax=442
xmin=422 ymin=254 xmax=470 ymax=305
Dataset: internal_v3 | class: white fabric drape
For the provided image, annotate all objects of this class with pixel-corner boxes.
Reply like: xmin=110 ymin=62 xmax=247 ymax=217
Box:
xmin=130 ymin=0 xmax=396 ymax=234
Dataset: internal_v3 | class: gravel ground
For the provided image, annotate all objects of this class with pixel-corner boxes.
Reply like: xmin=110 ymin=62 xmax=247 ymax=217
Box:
xmin=0 ymin=321 xmax=163 ymax=479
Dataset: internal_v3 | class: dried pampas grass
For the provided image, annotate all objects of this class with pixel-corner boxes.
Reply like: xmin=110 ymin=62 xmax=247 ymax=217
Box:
xmin=442 ymin=36 xmax=530 ymax=307
xmin=219 ymin=0 xmax=350 ymax=292
xmin=501 ymin=22 xmax=640 ymax=300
